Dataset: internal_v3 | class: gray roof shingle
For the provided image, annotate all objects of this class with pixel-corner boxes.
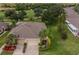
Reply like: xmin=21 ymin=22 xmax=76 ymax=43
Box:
xmin=0 ymin=22 xmax=8 ymax=30
xmin=11 ymin=22 xmax=47 ymax=39
xmin=64 ymin=7 xmax=79 ymax=29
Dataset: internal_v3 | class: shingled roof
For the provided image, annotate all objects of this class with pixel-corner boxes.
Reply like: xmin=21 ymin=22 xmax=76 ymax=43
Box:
xmin=64 ymin=7 xmax=79 ymax=29
xmin=11 ymin=22 xmax=47 ymax=39
xmin=0 ymin=22 xmax=8 ymax=30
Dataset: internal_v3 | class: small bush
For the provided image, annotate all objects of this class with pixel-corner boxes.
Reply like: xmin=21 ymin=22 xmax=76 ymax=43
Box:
xmin=61 ymin=31 xmax=67 ymax=40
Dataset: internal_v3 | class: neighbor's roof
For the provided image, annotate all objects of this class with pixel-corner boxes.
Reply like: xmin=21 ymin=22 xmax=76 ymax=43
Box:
xmin=64 ymin=7 xmax=79 ymax=29
xmin=11 ymin=22 xmax=47 ymax=39
xmin=0 ymin=22 xmax=8 ymax=29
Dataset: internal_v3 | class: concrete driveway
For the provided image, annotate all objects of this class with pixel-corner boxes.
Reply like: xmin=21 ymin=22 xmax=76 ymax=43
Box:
xmin=13 ymin=38 xmax=40 ymax=55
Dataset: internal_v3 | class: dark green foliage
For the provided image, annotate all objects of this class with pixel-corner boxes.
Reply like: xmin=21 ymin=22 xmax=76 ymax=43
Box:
xmin=61 ymin=31 xmax=67 ymax=40
xmin=11 ymin=11 xmax=26 ymax=21
xmin=15 ymin=4 xmax=28 ymax=11
xmin=58 ymin=24 xmax=68 ymax=40
xmin=6 ymin=34 xmax=17 ymax=45
xmin=5 ymin=9 xmax=15 ymax=17
xmin=10 ymin=12 xmax=18 ymax=22
xmin=74 ymin=4 xmax=79 ymax=13
xmin=5 ymin=10 xmax=26 ymax=22
xmin=39 ymin=29 xmax=49 ymax=39
xmin=31 ymin=4 xmax=56 ymax=9
xmin=0 ymin=12 xmax=5 ymax=21
xmin=42 ymin=5 xmax=64 ymax=26
xmin=34 ymin=7 xmax=43 ymax=17
xmin=18 ymin=11 xmax=26 ymax=21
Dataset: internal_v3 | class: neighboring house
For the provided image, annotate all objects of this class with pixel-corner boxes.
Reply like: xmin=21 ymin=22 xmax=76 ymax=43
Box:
xmin=64 ymin=7 xmax=79 ymax=37
xmin=0 ymin=22 xmax=8 ymax=34
xmin=10 ymin=22 xmax=47 ymax=44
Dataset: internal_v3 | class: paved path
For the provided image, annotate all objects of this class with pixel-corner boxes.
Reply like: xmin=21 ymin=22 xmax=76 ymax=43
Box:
xmin=13 ymin=39 xmax=40 ymax=55
xmin=24 ymin=39 xmax=39 ymax=55
xmin=0 ymin=44 xmax=6 ymax=54
xmin=13 ymin=44 xmax=24 ymax=55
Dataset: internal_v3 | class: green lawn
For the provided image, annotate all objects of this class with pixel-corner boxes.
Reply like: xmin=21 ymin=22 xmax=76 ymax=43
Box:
xmin=39 ymin=25 xmax=79 ymax=55
xmin=0 ymin=31 xmax=9 ymax=47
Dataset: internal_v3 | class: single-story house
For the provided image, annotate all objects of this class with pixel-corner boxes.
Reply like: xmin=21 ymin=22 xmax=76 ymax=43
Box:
xmin=0 ymin=22 xmax=9 ymax=34
xmin=10 ymin=22 xmax=47 ymax=44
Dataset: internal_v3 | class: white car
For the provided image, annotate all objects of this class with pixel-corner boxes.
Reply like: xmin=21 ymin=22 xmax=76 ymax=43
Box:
xmin=65 ymin=20 xmax=79 ymax=37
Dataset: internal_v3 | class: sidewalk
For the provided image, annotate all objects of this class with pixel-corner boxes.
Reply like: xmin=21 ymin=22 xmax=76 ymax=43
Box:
xmin=0 ymin=44 xmax=6 ymax=54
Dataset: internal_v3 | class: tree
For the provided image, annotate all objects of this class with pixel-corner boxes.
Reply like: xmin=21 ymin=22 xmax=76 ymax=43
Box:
xmin=10 ymin=12 xmax=18 ymax=22
xmin=42 ymin=5 xmax=64 ymax=26
xmin=5 ymin=9 xmax=15 ymax=17
xmin=18 ymin=11 xmax=26 ymax=21
xmin=5 ymin=9 xmax=18 ymax=27
xmin=58 ymin=13 xmax=67 ymax=40
xmin=74 ymin=4 xmax=79 ymax=13
xmin=5 ymin=9 xmax=26 ymax=23
xmin=15 ymin=4 xmax=28 ymax=11
xmin=34 ymin=7 xmax=43 ymax=17
xmin=61 ymin=31 xmax=67 ymax=40
xmin=58 ymin=13 xmax=66 ymax=32
xmin=27 ymin=9 xmax=35 ymax=21
xmin=0 ymin=12 xmax=5 ymax=21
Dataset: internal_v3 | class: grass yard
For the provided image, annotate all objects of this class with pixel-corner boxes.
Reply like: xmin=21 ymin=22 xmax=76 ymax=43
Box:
xmin=0 ymin=31 xmax=9 ymax=47
xmin=39 ymin=25 xmax=79 ymax=55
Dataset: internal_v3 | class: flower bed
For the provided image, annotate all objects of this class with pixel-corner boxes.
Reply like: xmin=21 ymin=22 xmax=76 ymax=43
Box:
xmin=3 ymin=45 xmax=16 ymax=51
xmin=1 ymin=45 xmax=16 ymax=55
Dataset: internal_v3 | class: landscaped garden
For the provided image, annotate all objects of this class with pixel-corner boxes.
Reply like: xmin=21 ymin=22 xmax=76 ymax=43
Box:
xmin=39 ymin=25 xmax=79 ymax=55
xmin=1 ymin=34 xmax=17 ymax=55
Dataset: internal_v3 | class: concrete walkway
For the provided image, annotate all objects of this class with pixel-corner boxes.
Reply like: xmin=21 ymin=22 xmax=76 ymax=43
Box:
xmin=13 ymin=44 xmax=24 ymax=55
xmin=13 ymin=39 xmax=40 ymax=55
xmin=24 ymin=39 xmax=39 ymax=55
xmin=0 ymin=44 xmax=6 ymax=54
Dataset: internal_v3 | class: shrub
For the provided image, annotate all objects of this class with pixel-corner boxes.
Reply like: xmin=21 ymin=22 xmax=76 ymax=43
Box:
xmin=74 ymin=4 xmax=79 ymax=13
xmin=5 ymin=9 xmax=15 ymax=17
xmin=61 ymin=31 xmax=67 ymax=40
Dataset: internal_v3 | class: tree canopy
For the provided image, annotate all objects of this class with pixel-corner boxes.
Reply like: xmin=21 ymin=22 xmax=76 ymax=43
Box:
xmin=42 ymin=5 xmax=64 ymax=26
xmin=15 ymin=4 xmax=28 ymax=11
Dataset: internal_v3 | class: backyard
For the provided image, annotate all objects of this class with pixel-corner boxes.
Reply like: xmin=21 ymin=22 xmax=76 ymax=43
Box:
xmin=39 ymin=25 xmax=79 ymax=55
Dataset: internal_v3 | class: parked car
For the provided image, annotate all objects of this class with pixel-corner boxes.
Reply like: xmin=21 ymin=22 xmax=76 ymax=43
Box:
xmin=65 ymin=20 xmax=79 ymax=37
